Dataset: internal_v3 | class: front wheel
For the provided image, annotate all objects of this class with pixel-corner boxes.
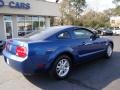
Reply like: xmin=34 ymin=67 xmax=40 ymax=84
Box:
xmin=105 ymin=44 xmax=113 ymax=58
xmin=49 ymin=55 xmax=72 ymax=80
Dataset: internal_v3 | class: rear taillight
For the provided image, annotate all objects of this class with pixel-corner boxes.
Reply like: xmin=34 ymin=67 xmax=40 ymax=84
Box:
xmin=16 ymin=46 xmax=27 ymax=58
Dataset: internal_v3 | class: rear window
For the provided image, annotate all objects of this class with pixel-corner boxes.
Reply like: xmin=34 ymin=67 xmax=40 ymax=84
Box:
xmin=24 ymin=27 xmax=63 ymax=40
xmin=25 ymin=30 xmax=51 ymax=40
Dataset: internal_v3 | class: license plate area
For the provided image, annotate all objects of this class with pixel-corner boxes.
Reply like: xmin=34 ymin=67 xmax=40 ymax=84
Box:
xmin=6 ymin=43 xmax=11 ymax=51
xmin=6 ymin=43 xmax=16 ymax=54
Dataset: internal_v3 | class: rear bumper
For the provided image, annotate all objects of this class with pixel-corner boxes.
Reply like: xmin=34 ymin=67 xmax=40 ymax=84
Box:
xmin=4 ymin=56 xmax=36 ymax=74
xmin=3 ymin=50 xmax=47 ymax=74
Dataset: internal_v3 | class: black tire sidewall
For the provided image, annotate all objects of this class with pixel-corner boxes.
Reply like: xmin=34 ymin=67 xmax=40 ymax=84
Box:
xmin=49 ymin=55 xmax=71 ymax=79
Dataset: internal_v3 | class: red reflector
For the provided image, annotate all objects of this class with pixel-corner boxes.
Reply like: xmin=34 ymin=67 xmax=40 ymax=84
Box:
xmin=37 ymin=64 xmax=45 ymax=68
xmin=16 ymin=46 xmax=27 ymax=58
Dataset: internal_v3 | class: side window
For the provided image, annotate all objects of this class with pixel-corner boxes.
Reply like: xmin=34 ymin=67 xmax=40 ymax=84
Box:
xmin=57 ymin=32 xmax=70 ymax=39
xmin=73 ymin=29 xmax=93 ymax=38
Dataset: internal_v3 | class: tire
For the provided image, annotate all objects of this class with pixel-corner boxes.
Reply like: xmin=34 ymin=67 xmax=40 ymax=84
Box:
xmin=105 ymin=44 xmax=113 ymax=58
xmin=49 ymin=55 xmax=72 ymax=80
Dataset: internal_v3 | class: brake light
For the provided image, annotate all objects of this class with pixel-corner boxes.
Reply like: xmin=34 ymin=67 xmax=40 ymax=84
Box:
xmin=16 ymin=46 xmax=27 ymax=58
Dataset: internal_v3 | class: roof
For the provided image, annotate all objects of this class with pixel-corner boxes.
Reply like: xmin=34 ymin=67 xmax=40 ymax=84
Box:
xmin=28 ymin=25 xmax=76 ymax=40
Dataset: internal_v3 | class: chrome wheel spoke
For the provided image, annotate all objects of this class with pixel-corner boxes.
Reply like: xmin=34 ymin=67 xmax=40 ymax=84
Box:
xmin=63 ymin=67 xmax=69 ymax=72
xmin=107 ymin=46 xmax=112 ymax=56
xmin=59 ymin=70 xmax=63 ymax=76
xmin=56 ymin=58 xmax=70 ymax=77
xmin=63 ymin=60 xmax=67 ymax=66
xmin=56 ymin=66 xmax=60 ymax=71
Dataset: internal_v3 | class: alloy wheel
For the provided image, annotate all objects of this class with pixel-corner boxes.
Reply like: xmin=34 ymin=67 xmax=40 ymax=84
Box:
xmin=56 ymin=59 xmax=70 ymax=77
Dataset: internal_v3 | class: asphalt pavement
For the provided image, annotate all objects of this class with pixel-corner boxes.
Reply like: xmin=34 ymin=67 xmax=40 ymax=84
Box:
xmin=0 ymin=36 xmax=120 ymax=90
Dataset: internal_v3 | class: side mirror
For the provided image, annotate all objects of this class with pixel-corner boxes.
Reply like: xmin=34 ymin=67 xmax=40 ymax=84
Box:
xmin=91 ymin=34 xmax=99 ymax=40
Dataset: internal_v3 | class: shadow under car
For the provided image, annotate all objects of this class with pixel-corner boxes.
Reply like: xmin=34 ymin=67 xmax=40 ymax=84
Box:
xmin=24 ymin=51 xmax=120 ymax=90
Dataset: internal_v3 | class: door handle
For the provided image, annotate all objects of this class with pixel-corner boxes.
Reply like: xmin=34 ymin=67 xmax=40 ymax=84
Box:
xmin=82 ymin=42 xmax=92 ymax=45
xmin=82 ymin=42 xmax=86 ymax=45
xmin=85 ymin=43 xmax=92 ymax=45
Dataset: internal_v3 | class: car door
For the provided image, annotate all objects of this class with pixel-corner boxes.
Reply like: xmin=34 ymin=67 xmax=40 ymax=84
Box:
xmin=72 ymin=28 xmax=104 ymax=60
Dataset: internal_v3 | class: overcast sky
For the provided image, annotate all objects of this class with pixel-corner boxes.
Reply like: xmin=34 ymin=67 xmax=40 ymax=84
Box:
xmin=47 ymin=0 xmax=115 ymax=12
xmin=86 ymin=0 xmax=115 ymax=11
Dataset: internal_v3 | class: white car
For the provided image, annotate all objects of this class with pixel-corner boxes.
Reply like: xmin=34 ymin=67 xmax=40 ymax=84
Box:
xmin=113 ymin=29 xmax=120 ymax=35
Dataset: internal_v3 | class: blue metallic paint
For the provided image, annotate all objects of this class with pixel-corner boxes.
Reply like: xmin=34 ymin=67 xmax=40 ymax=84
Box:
xmin=3 ymin=26 xmax=113 ymax=74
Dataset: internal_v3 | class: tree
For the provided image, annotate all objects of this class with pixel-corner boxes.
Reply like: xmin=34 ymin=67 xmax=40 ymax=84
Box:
xmin=104 ymin=9 xmax=114 ymax=16
xmin=111 ymin=0 xmax=120 ymax=15
xmin=79 ymin=10 xmax=110 ymax=29
xmin=59 ymin=0 xmax=86 ymax=25
xmin=56 ymin=0 xmax=59 ymax=3
xmin=113 ymin=6 xmax=120 ymax=15
xmin=112 ymin=0 xmax=120 ymax=6
xmin=70 ymin=0 xmax=86 ymax=20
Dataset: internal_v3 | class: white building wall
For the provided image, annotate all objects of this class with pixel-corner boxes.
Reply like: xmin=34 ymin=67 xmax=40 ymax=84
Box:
xmin=0 ymin=15 xmax=6 ymax=40
xmin=45 ymin=17 xmax=50 ymax=27
xmin=0 ymin=0 xmax=61 ymax=40
xmin=0 ymin=0 xmax=61 ymax=17
xmin=12 ymin=15 xmax=18 ymax=38
xmin=110 ymin=16 xmax=120 ymax=28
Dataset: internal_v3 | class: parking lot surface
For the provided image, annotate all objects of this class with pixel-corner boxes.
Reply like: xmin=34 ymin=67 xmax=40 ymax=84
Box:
xmin=0 ymin=36 xmax=120 ymax=90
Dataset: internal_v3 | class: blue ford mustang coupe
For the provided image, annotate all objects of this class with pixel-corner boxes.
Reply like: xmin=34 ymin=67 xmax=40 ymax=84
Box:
xmin=3 ymin=26 xmax=113 ymax=79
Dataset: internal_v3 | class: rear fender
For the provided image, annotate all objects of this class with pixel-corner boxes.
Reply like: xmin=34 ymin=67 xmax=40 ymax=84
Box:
xmin=45 ymin=46 xmax=76 ymax=69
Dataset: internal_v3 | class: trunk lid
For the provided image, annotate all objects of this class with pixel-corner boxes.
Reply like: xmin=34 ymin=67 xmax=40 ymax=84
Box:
xmin=5 ymin=38 xmax=29 ymax=56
